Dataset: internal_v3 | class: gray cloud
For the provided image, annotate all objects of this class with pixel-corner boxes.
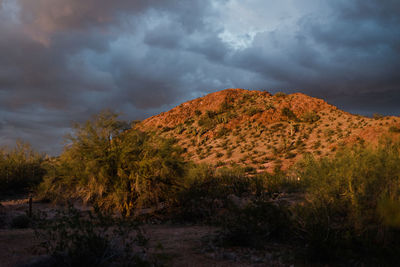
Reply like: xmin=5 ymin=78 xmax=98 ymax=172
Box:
xmin=0 ymin=0 xmax=399 ymax=154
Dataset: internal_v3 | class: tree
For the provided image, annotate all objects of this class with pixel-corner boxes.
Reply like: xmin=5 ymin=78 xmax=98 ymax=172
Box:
xmin=39 ymin=110 xmax=186 ymax=215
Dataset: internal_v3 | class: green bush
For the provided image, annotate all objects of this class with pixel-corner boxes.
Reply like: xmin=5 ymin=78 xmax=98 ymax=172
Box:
xmin=261 ymin=169 xmax=301 ymax=193
xmin=0 ymin=141 xmax=46 ymax=194
xmin=294 ymin=141 xmax=400 ymax=262
xmin=38 ymin=110 xmax=186 ymax=216
xmin=174 ymin=165 xmax=264 ymax=223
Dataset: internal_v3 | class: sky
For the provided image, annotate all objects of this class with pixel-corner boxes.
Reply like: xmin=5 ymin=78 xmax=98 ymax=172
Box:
xmin=0 ymin=0 xmax=399 ymax=154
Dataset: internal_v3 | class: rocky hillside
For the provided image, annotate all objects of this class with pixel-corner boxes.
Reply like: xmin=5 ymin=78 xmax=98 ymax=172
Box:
xmin=136 ymin=88 xmax=400 ymax=172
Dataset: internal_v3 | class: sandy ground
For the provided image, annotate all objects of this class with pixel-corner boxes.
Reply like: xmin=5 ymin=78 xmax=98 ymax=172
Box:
xmin=0 ymin=196 xmax=287 ymax=267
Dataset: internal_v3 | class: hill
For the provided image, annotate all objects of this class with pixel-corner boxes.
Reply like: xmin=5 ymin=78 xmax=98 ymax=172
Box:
xmin=136 ymin=88 xmax=400 ymax=172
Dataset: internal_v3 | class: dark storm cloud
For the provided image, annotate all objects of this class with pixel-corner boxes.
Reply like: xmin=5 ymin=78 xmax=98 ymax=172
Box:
xmin=0 ymin=0 xmax=228 ymax=153
xmin=228 ymin=0 xmax=400 ymax=114
xmin=0 ymin=0 xmax=399 ymax=154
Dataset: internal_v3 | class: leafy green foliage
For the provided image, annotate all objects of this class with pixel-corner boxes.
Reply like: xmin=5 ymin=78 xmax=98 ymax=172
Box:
xmin=38 ymin=110 xmax=185 ymax=216
xmin=294 ymin=141 xmax=400 ymax=262
xmin=0 ymin=141 xmax=46 ymax=194
xmin=174 ymin=165 xmax=264 ymax=223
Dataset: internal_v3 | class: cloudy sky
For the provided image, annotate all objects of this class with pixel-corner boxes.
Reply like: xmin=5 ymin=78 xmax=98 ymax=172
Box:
xmin=0 ymin=0 xmax=399 ymax=154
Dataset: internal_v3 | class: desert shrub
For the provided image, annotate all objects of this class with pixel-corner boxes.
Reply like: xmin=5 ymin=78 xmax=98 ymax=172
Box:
xmin=161 ymin=126 xmax=173 ymax=133
xmin=176 ymin=124 xmax=186 ymax=134
xmin=389 ymin=126 xmax=400 ymax=133
xmin=294 ymin=141 xmax=400 ymax=263
xmin=301 ymin=111 xmax=320 ymax=123
xmin=275 ymin=92 xmax=287 ymax=97
xmin=313 ymin=140 xmax=321 ymax=149
xmin=198 ymin=111 xmax=220 ymax=130
xmin=261 ymin=169 xmax=301 ymax=193
xmin=205 ymin=110 xmax=217 ymax=118
xmin=184 ymin=118 xmax=194 ymax=125
xmin=216 ymin=127 xmax=229 ymax=138
xmin=281 ymin=107 xmax=297 ymax=121
xmin=373 ymin=113 xmax=384 ymax=119
xmin=38 ymin=110 xmax=186 ymax=216
xmin=0 ymin=141 xmax=46 ymax=194
xmin=246 ymin=107 xmax=263 ymax=116
xmin=35 ymin=205 xmax=154 ymax=266
xmin=323 ymin=128 xmax=335 ymax=137
xmin=174 ymin=165 xmax=264 ymax=223
xmin=265 ymin=102 xmax=275 ymax=110
xmin=219 ymin=99 xmax=233 ymax=112
xmin=243 ymin=166 xmax=256 ymax=173
xmin=285 ymin=152 xmax=296 ymax=159
xmin=226 ymin=149 xmax=233 ymax=158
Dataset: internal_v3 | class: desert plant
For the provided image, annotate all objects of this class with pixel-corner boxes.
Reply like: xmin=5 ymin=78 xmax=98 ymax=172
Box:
xmin=35 ymin=204 xmax=153 ymax=266
xmin=246 ymin=107 xmax=263 ymax=116
xmin=0 ymin=141 xmax=46 ymax=194
xmin=294 ymin=140 xmax=400 ymax=262
xmin=301 ymin=111 xmax=320 ymax=123
xmin=274 ymin=92 xmax=287 ymax=97
xmin=175 ymin=165 xmax=264 ymax=223
xmin=389 ymin=126 xmax=400 ymax=133
xmin=37 ymin=110 xmax=186 ymax=216
xmin=281 ymin=107 xmax=297 ymax=121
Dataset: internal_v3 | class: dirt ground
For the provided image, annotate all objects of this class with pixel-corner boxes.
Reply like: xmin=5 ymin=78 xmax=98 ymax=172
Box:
xmin=0 ymin=196 xmax=288 ymax=267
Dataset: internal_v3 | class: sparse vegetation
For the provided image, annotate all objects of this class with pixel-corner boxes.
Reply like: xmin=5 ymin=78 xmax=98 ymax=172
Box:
xmin=246 ymin=107 xmax=263 ymax=116
xmin=35 ymin=204 xmax=154 ymax=266
xmin=281 ymin=107 xmax=297 ymax=121
xmin=301 ymin=111 xmax=320 ymax=123
xmin=274 ymin=92 xmax=287 ymax=97
xmin=4 ymin=90 xmax=400 ymax=266
xmin=389 ymin=126 xmax=400 ymax=133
